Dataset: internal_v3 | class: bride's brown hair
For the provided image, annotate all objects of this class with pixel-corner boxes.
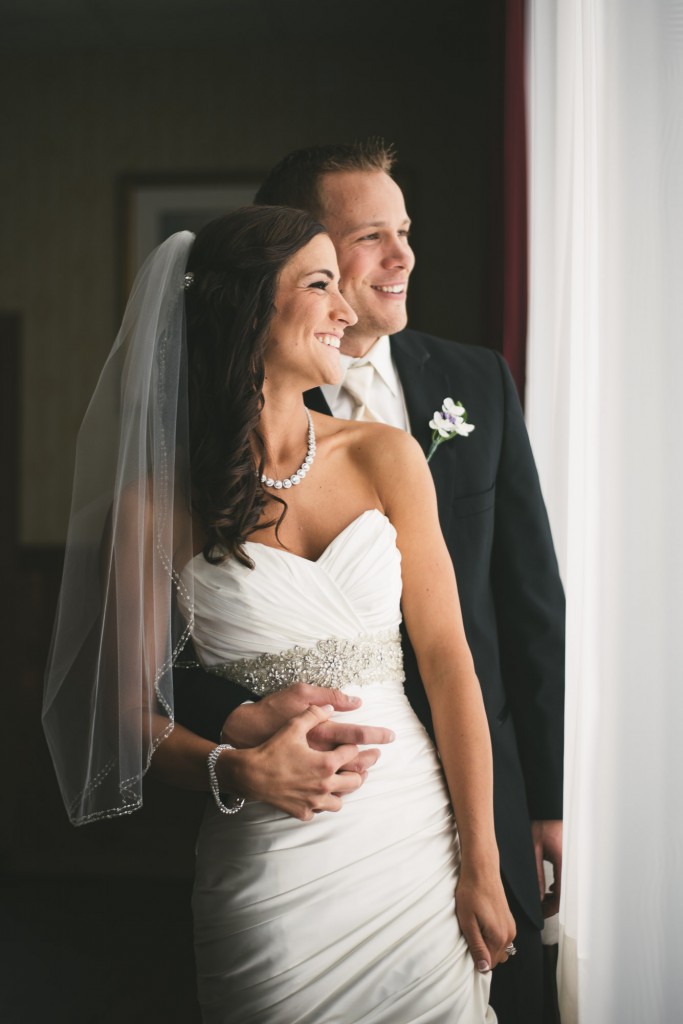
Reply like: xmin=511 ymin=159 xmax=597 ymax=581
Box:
xmin=184 ymin=205 xmax=326 ymax=567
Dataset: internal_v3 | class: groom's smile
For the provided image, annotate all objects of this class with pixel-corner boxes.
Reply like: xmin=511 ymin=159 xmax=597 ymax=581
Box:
xmin=317 ymin=169 xmax=415 ymax=359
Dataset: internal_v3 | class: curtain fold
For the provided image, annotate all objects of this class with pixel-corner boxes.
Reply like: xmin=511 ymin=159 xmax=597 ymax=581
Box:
xmin=526 ymin=1 xmax=683 ymax=1021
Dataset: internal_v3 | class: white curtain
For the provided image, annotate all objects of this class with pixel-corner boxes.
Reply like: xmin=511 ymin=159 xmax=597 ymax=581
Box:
xmin=526 ymin=1 xmax=683 ymax=1021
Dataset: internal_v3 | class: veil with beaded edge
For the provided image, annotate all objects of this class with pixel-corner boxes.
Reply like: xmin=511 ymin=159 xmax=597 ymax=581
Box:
xmin=42 ymin=231 xmax=196 ymax=825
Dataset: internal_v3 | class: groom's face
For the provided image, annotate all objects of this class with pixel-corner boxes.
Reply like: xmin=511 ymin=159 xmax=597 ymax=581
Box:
xmin=318 ymin=171 xmax=415 ymax=358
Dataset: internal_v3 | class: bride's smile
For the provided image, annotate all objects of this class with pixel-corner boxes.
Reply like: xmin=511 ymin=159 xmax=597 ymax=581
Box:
xmin=264 ymin=233 xmax=357 ymax=393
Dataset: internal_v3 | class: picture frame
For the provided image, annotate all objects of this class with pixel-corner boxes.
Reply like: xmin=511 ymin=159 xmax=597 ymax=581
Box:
xmin=119 ymin=173 xmax=262 ymax=301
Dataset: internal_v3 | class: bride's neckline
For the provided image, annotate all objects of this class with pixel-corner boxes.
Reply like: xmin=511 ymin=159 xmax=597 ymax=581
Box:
xmin=243 ymin=508 xmax=388 ymax=565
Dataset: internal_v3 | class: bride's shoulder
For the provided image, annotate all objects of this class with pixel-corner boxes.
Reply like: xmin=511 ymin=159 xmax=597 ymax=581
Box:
xmin=316 ymin=413 xmax=413 ymax=450
xmin=346 ymin=421 xmax=425 ymax=472
xmin=312 ymin=413 xmax=426 ymax=479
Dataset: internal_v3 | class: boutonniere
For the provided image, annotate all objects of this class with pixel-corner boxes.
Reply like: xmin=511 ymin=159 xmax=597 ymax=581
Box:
xmin=427 ymin=398 xmax=475 ymax=463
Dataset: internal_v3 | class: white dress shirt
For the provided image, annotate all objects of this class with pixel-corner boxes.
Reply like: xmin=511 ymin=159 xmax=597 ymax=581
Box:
xmin=320 ymin=335 xmax=411 ymax=431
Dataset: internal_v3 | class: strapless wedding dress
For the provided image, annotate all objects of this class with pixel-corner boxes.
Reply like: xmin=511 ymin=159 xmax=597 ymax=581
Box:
xmin=183 ymin=510 xmax=495 ymax=1023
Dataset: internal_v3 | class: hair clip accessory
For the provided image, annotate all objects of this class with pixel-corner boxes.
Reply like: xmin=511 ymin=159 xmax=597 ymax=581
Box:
xmin=183 ymin=272 xmax=194 ymax=290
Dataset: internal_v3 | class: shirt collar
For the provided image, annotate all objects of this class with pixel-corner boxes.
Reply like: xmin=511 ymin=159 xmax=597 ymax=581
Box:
xmin=322 ymin=336 xmax=398 ymax=406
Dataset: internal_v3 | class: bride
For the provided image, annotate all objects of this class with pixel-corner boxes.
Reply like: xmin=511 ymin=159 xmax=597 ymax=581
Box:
xmin=43 ymin=205 xmax=514 ymax=1022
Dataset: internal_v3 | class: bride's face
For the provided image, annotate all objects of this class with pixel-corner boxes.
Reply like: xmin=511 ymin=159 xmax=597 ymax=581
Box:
xmin=264 ymin=234 xmax=357 ymax=391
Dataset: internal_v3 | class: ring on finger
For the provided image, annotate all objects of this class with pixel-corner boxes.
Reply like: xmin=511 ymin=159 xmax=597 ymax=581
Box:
xmin=505 ymin=942 xmax=518 ymax=957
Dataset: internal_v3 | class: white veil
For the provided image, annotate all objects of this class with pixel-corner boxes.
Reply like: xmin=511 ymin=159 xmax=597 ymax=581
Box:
xmin=42 ymin=231 xmax=196 ymax=825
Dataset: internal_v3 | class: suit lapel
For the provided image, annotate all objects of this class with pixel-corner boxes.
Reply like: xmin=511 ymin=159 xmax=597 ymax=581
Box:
xmin=391 ymin=331 xmax=438 ymax=450
xmin=391 ymin=330 xmax=456 ymax=532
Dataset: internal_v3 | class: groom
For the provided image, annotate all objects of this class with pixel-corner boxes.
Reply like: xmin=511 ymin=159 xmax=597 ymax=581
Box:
xmin=175 ymin=141 xmax=564 ymax=1023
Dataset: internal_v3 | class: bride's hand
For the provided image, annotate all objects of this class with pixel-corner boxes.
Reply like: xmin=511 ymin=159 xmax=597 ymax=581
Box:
xmin=221 ymin=683 xmax=394 ymax=773
xmin=454 ymin=862 xmax=517 ymax=972
xmin=217 ymin=704 xmax=371 ymax=821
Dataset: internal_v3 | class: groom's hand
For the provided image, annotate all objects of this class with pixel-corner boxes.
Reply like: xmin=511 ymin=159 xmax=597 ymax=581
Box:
xmin=531 ymin=819 xmax=563 ymax=918
xmin=221 ymin=683 xmax=394 ymax=774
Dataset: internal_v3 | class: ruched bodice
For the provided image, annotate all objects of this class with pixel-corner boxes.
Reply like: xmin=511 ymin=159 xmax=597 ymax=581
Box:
xmin=183 ymin=509 xmax=402 ymax=667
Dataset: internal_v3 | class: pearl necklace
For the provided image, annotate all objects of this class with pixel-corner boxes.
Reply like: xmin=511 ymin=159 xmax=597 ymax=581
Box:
xmin=261 ymin=409 xmax=316 ymax=490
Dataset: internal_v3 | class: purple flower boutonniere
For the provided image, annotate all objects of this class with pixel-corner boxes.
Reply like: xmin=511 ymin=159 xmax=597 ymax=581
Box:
xmin=427 ymin=398 xmax=475 ymax=463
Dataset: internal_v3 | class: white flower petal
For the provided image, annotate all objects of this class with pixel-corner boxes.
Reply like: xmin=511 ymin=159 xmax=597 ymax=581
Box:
xmin=428 ymin=399 xmax=474 ymax=451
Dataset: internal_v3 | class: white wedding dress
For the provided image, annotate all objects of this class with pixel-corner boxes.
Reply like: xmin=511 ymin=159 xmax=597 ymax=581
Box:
xmin=183 ymin=510 xmax=495 ymax=1024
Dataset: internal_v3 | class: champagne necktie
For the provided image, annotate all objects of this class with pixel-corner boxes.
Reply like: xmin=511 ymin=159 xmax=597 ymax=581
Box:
xmin=341 ymin=363 xmax=384 ymax=423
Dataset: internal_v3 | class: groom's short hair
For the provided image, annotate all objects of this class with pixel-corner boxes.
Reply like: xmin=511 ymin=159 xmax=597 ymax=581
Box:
xmin=254 ymin=138 xmax=397 ymax=220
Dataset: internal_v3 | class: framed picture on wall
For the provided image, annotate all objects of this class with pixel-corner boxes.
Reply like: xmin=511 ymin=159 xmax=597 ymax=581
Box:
xmin=119 ymin=173 xmax=262 ymax=301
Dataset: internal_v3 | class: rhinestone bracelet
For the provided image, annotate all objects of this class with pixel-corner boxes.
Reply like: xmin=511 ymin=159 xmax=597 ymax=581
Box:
xmin=206 ymin=744 xmax=246 ymax=815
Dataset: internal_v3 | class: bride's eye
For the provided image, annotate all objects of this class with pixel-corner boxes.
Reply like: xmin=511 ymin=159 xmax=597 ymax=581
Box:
xmin=309 ymin=280 xmax=329 ymax=290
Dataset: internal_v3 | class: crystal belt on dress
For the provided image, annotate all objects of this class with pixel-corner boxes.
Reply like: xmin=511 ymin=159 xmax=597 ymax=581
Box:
xmin=207 ymin=628 xmax=405 ymax=696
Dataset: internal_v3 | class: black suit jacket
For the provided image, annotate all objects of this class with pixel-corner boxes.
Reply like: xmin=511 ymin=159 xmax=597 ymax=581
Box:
xmin=174 ymin=329 xmax=565 ymax=929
